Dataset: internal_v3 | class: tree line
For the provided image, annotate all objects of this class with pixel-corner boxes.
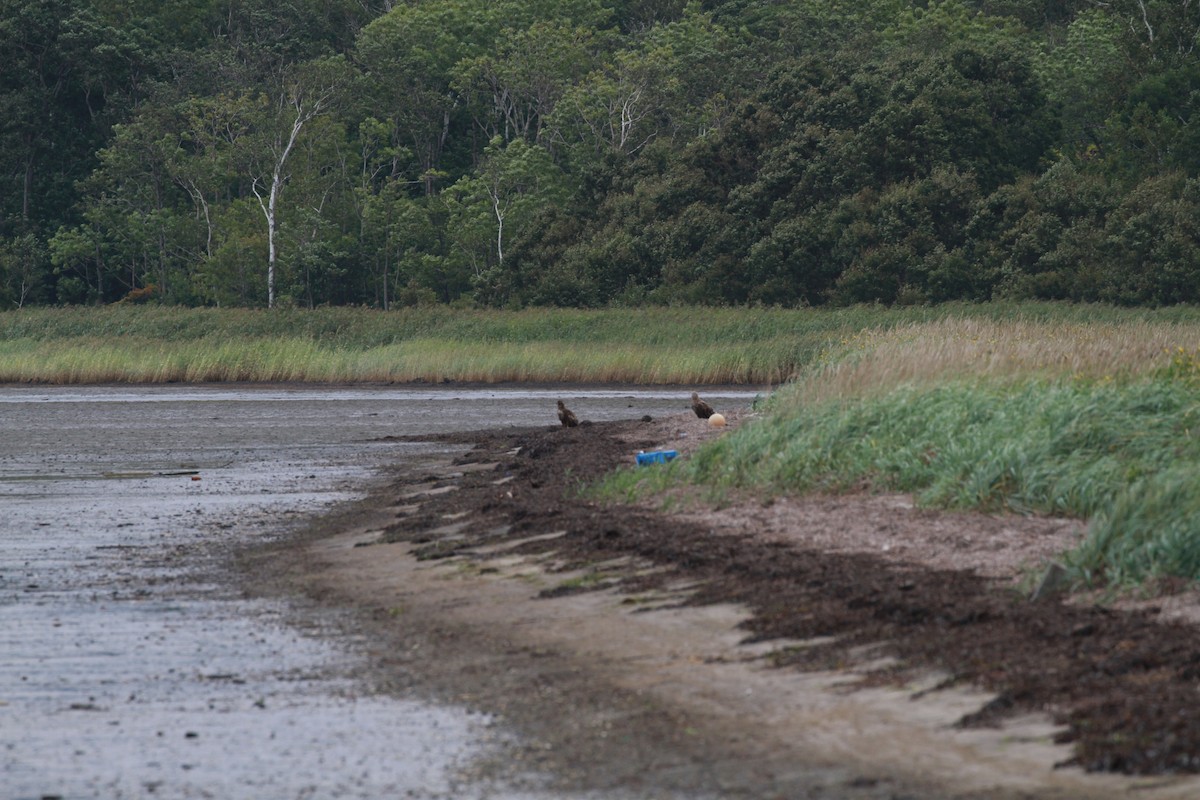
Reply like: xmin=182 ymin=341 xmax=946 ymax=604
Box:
xmin=3 ymin=0 xmax=1200 ymax=310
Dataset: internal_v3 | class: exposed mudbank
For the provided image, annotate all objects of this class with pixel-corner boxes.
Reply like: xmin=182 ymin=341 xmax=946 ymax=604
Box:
xmin=259 ymin=413 xmax=1200 ymax=799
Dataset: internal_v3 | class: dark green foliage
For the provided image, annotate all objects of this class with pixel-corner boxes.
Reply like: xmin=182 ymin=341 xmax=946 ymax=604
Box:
xmin=738 ymin=44 xmax=1059 ymax=305
xmin=968 ymin=161 xmax=1114 ymax=301
xmin=1104 ymin=65 xmax=1200 ymax=177
xmin=504 ymin=41 xmax=1058 ymax=307
xmin=968 ymin=163 xmax=1200 ymax=306
xmin=0 ymin=0 xmax=117 ymax=238
xmin=2 ymin=1 xmax=1200 ymax=309
xmin=976 ymin=0 xmax=1090 ymax=26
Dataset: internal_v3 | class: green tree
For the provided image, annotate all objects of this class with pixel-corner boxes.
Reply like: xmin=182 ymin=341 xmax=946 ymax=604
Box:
xmin=441 ymin=137 xmax=569 ymax=302
xmin=967 ymin=160 xmax=1113 ymax=301
xmin=1101 ymin=0 xmax=1200 ymax=67
xmin=193 ymin=197 xmax=265 ymax=306
xmin=884 ymin=0 xmax=1028 ymax=53
xmin=548 ymin=49 xmax=662 ymax=160
xmin=1033 ymin=10 xmax=1129 ymax=156
xmin=731 ymin=0 xmax=902 ymax=58
xmin=0 ymin=232 xmax=47 ymax=308
xmin=736 ymin=45 xmax=1057 ymax=304
xmin=1103 ymin=63 xmax=1200 ymax=178
xmin=241 ymin=57 xmax=352 ymax=307
xmin=58 ymin=100 xmax=204 ymax=303
xmin=546 ymin=5 xmax=740 ymax=168
xmin=276 ymin=109 xmax=357 ymax=307
xmin=47 ymin=222 xmax=107 ymax=304
xmin=454 ymin=20 xmax=608 ymax=145
xmin=1103 ymin=172 xmax=1200 ymax=305
xmin=359 ymin=181 xmax=440 ymax=308
xmin=0 ymin=0 xmax=122 ymax=233
xmin=355 ymin=0 xmax=504 ymax=194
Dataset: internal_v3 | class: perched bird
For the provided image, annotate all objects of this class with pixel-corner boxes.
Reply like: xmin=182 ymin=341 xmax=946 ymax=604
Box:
xmin=557 ymin=400 xmax=579 ymax=427
xmin=691 ymin=391 xmax=715 ymax=419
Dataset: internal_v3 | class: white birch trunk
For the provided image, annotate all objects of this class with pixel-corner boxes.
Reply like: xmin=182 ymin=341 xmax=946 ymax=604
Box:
xmin=254 ymin=112 xmax=305 ymax=308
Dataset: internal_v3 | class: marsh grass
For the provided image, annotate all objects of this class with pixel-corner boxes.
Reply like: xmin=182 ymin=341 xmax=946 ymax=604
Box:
xmin=797 ymin=316 xmax=1199 ymax=404
xmin=0 ymin=335 xmax=801 ymax=385
xmin=0 ymin=305 xmax=869 ymax=384
xmin=595 ymin=310 xmax=1200 ymax=588
xmin=7 ymin=302 xmax=1200 ymax=386
xmin=680 ymin=380 xmax=1200 ymax=511
xmin=0 ymin=337 xmax=359 ymax=383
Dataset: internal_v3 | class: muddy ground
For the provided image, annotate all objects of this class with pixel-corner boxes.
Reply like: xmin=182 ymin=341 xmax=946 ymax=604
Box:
xmin=245 ymin=411 xmax=1200 ymax=799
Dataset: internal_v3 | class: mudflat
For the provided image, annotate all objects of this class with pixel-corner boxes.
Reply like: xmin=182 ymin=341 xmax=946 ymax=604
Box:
xmin=246 ymin=411 xmax=1200 ymax=799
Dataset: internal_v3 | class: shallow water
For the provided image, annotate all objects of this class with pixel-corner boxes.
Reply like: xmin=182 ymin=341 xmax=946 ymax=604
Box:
xmin=0 ymin=384 xmax=759 ymax=800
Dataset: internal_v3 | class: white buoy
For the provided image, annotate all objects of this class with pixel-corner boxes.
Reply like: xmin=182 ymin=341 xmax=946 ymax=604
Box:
xmin=707 ymin=412 xmax=726 ymax=428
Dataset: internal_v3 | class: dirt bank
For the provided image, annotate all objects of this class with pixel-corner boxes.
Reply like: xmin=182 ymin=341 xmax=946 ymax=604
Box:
xmin=247 ymin=412 xmax=1200 ymax=799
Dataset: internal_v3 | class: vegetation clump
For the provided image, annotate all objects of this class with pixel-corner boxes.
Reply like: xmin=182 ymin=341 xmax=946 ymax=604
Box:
xmin=598 ymin=312 xmax=1200 ymax=591
xmin=0 ymin=303 xmax=889 ymax=384
xmin=4 ymin=2 xmax=1200 ymax=312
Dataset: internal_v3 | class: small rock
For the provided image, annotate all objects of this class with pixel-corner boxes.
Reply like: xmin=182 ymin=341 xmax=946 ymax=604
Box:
xmin=1030 ymin=561 xmax=1070 ymax=603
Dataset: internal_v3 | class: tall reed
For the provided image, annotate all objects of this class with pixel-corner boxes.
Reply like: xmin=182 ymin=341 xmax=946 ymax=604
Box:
xmin=794 ymin=316 xmax=1198 ymax=405
xmin=7 ymin=302 xmax=1200 ymax=386
xmin=0 ymin=304 xmax=912 ymax=385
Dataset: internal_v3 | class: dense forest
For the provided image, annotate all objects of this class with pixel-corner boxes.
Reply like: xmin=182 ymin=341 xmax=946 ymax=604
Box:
xmin=2 ymin=0 xmax=1200 ymax=310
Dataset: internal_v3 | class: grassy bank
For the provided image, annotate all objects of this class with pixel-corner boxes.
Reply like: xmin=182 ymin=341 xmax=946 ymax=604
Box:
xmin=6 ymin=303 xmax=1200 ymax=386
xmin=598 ymin=311 xmax=1200 ymax=589
xmin=0 ymin=304 xmax=874 ymax=385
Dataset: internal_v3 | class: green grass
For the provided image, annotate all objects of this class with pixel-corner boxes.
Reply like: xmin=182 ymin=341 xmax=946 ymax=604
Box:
xmin=0 ymin=305 xmax=870 ymax=384
xmin=595 ymin=314 xmax=1200 ymax=590
xmin=674 ymin=379 xmax=1200 ymax=513
xmin=7 ymin=302 xmax=1200 ymax=385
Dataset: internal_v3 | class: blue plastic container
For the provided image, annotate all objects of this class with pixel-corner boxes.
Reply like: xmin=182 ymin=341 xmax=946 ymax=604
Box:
xmin=636 ymin=449 xmax=678 ymax=466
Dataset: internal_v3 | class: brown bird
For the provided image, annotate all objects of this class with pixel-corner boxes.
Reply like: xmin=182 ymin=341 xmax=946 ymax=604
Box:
xmin=557 ymin=400 xmax=579 ymax=427
xmin=691 ymin=391 xmax=715 ymax=419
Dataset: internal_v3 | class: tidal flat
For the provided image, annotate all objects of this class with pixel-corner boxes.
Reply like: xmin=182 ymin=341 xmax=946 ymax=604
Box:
xmin=1 ymin=384 xmax=748 ymax=799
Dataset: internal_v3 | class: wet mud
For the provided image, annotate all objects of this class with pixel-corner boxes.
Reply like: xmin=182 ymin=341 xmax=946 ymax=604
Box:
xmin=0 ymin=387 xmax=506 ymax=799
xmin=2 ymin=385 xmax=758 ymax=799
xmin=261 ymin=414 xmax=1200 ymax=799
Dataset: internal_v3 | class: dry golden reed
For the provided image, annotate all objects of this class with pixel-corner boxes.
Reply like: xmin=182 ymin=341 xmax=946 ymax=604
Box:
xmin=792 ymin=317 xmax=1200 ymax=405
xmin=6 ymin=304 xmax=1200 ymax=387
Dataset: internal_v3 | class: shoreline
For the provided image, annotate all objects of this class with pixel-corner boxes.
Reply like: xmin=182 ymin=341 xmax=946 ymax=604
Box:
xmin=242 ymin=413 xmax=1200 ymax=799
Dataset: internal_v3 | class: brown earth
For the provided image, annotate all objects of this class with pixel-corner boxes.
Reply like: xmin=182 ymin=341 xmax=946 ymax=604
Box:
xmin=247 ymin=411 xmax=1200 ymax=800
